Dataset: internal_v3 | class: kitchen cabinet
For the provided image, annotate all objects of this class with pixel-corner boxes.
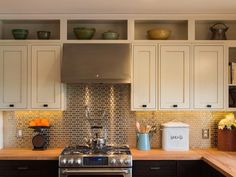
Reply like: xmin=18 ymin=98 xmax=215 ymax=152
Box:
xmin=160 ymin=45 xmax=190 ymax=109
xmin=177 ymin=160 xmax=225 ymax=177
xmin=31 ymin=45 xmax=61 ymax=109
xmin=133 ymin=160 xmax=177 ymax=177
xmin=0 ymin=45 xmax=28 ymax=109
xmin=193 ymin=45 xmax=224 ymax=109
xmin=133 ymin=160 xmax=225 ymax=177
xmin=0 ymin=160 xmax=58 ymax=177
xmin=132 ymin=45 xmax=157 ymax=111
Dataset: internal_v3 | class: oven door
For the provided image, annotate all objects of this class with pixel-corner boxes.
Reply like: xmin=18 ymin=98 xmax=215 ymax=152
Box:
xmin=59 ymin=168 xmax=132 ymax=177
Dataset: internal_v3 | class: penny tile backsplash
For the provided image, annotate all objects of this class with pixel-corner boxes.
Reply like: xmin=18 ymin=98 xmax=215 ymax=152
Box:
xmin=3 ymin=84 xmax=228 ymax=149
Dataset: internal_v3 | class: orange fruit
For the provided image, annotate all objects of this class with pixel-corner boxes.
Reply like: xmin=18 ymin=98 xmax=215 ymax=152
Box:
xmin=29 ymin=121 xmax=36 ymax=127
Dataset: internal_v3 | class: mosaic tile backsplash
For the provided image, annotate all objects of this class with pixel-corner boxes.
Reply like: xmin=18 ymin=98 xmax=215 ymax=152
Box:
xmin=3 ymin=84 xmax=228 ymax=149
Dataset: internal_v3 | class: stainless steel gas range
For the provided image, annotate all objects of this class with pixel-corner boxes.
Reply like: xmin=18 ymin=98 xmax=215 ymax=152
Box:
xmin=59 ymin=145 xmax=132 ymax=177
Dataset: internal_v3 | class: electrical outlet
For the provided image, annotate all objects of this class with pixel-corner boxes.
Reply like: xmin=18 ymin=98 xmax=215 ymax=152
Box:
xmin=17 ymin=129 xmax=23 ymax=138
xmin=202 ymin=129 xmax=209 ymax=139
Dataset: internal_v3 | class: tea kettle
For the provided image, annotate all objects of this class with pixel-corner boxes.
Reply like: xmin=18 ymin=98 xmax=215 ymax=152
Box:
xmin=210 ymin=23 xmax=229 ymax=40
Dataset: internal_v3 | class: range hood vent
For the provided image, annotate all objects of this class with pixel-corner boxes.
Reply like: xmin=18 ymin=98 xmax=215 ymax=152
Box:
xmin=61 ymin=44 xmax=131 ymax=83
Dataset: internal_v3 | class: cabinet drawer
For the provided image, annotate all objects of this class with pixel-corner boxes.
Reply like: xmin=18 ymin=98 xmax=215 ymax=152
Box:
xmin=133 ymin=160 xmax=177 ymax=177
xmin=0 ymin=160 xmax=58 ymax=177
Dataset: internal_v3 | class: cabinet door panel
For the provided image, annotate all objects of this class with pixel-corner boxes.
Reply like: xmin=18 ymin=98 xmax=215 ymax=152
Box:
xmin=0 ymin=46 xmax=27 ymax=109
xmin=132 ymin=45 xmax=157 ymax=110
xmin=133 ymin=160 xmax=177 ymax=177
xmin=31 ymin=45 xmax=61 ymax=109
xmin=194 ymin=46 xmax=224 ymax=109
xmin=160 ymin=45 xmax=190 ymax=109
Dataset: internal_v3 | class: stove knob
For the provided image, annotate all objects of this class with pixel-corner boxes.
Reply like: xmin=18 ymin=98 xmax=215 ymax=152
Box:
xmin=61 ymin=158 xmax=67 ymax=165
xmin=110 ymin=159 xmax=116 ymax=165
xmin=75 ymin=158 xmax=82 ymax=165
xmin=124 ymin=159 xmax=131 ymax=165
xmin=68 ymin=158 xmax=74 ymax=165
xmin=118 ymin=159 xmax=124 ymax=164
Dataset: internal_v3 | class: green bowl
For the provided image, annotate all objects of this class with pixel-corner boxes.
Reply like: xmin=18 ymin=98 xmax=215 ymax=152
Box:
xmin=102 ymin=31 xmax=119 ymax=40
xmin=74 ymin=27 xmax=96 ymax=39
xmin=12 ymin=29 xmax=29 ymax=40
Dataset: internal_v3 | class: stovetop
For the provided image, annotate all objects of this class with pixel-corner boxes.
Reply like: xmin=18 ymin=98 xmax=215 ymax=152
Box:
xmin=59 ymin=145 xmax=132 ymax=168
xmin=62 ymin=145 xmax=131 ymax=156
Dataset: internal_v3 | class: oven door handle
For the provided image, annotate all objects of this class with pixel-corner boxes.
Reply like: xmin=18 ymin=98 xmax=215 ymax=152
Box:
xmin=62 ymin=169 xmax=129 ymax=175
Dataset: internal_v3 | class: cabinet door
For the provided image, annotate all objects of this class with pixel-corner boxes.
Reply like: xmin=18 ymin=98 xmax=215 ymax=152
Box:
xmin=0 ymin=160 xmax=58 ymax=177
xmin=0 ymin=46 xmax=27 ymax=109
xmin=132 ymin=45 xmax=157 ymax=110
xmin=133 ymin=160 xmax=177 ymax=177
xmin=194 ymin=46 xmax=224 ymax=109
xmin=31 ymin=45 xmax=61 ymax=109
xmin=160 ymin=45 xmax=190 ymax=109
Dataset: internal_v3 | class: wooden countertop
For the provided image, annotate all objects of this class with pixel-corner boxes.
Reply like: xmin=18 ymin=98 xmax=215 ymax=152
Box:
xmin=0 ymin=148 xmax=236 ymax=177
xmin=0 ymin=148 xmax=63 ymax=160
xmin=131 ymin=148 xmax=202 ymax=160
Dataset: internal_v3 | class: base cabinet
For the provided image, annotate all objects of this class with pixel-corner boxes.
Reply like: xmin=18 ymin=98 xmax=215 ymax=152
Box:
xmin=133 ymin=160 xmax=177 ymax=177
xmin=0 ymin=160 xmax=58 ymax=177
xmin=133 ymin=160 xmax=225 ymax=177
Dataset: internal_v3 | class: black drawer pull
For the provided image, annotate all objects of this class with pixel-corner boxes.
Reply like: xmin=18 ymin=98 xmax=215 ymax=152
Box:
xmin=173 ymin=104 xmax=178 ymax=108
xmin=9 ymin=104 xmax=14 ymax=107
xmin=142 ymin=105 xmax=147 ymax=108
xmin=206 ymin=105 xmax=212 ymax=108
xmin=17 ymin=166 xmax=29 ymax=171
xmin=43 ymin=104 xmax=48 ymax=107
xmin=150 ymin=167 xmax=161 ymax=170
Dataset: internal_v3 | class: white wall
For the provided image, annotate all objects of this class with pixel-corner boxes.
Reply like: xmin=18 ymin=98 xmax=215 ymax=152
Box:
xmin=0 ymin=112 xmax=3 ymax=149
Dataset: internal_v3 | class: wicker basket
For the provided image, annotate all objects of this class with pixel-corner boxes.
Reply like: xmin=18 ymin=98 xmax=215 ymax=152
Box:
xmin=218 ymin=129 xmax=236 ymax=151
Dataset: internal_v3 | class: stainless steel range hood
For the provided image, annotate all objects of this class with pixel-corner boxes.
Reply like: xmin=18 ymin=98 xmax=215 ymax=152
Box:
xmin=61 ymin=44 xmax=131 ymax=83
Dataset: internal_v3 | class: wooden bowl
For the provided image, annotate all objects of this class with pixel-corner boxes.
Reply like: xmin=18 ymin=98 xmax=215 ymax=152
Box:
xmin=147 ymin=28 xmax=171 ymax=40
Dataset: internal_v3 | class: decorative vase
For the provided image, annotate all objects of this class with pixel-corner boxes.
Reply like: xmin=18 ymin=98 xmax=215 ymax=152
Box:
xmin=218 ymin=129 xmax=236 ymax=151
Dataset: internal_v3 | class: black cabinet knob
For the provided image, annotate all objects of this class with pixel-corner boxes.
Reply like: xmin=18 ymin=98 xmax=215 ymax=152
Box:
xmin=173 ymin=104 xmax=178 ymax=108
xmin=206 ymin=105 xmax=212 ymax=108
xmin=9 ymin=104 xmax=14 ymax=107
xmin=43 ymin=104 xmax=48 ymax=107
xmin=142 ymin=105 xmax=147 ymax=108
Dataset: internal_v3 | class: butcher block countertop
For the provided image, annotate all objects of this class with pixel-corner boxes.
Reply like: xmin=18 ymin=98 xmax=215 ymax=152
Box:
xmin=0 ymin=148 xmax=63 ymax=160
xmin=0 ymin=148 xmax=236 ymax=177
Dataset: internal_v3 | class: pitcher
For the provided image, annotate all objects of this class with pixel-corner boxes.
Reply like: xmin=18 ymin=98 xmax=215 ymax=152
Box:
xmin=137 ymin=133 xmax=151 ymax=151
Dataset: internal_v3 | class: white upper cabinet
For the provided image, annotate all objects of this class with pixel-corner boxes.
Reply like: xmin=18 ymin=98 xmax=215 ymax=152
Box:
xmin=0 ymin=46 xmax=28 ymax=109
xmin=193 ymin=45 xmax=224 ymax=109
xmin=31 ymin=45 xmax=61 ymax=109
xmin=132 ymin=45 xmax=157 ymax=110
xmin=160 ymin=45 xmax=190 ymax=109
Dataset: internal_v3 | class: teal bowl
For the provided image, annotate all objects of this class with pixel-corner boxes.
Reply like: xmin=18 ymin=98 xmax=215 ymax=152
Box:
xmin=73 ymin=27 xmax=96 ymax=40
xmin=12 ymin=29 xmax=29 ymax=40
xmin=102 ymin=31 xmax=119 ymax=40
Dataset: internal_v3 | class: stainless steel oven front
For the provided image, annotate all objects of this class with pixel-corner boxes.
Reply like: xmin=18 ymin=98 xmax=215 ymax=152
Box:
xmin=59 ymin=167 xmax=132 ymax=177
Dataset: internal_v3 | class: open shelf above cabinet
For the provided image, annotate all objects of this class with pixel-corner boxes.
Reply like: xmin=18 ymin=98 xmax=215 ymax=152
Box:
xmin=134 ymin=20 xmax=188 ymax=40
xmin=0 ymin=20 xmax=60 ymax=40
xmin=67 ymin=20 xmax=128 ymax=40
xmin=228 ymin=47 xmax=236 ymax=109
xmin=195 ymin=20 xmax=236 ymax=40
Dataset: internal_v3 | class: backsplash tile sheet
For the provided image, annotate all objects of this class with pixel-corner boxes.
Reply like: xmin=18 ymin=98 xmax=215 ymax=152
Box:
xmin=3 ymin=84 xmax=227 ymax=149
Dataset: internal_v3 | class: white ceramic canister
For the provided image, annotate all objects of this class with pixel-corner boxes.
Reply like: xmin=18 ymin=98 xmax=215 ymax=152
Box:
xmin=162 ymin=122 xmax=189 ymax=151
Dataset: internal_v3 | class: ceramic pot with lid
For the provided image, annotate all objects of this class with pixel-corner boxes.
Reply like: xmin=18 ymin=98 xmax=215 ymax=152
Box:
xmin=210 ymin=23 xmax=229 ymax=40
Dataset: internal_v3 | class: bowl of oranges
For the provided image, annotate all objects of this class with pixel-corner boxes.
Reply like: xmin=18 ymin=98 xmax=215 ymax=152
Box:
xmin=29 ymin=118 xmax=50 ymax=129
